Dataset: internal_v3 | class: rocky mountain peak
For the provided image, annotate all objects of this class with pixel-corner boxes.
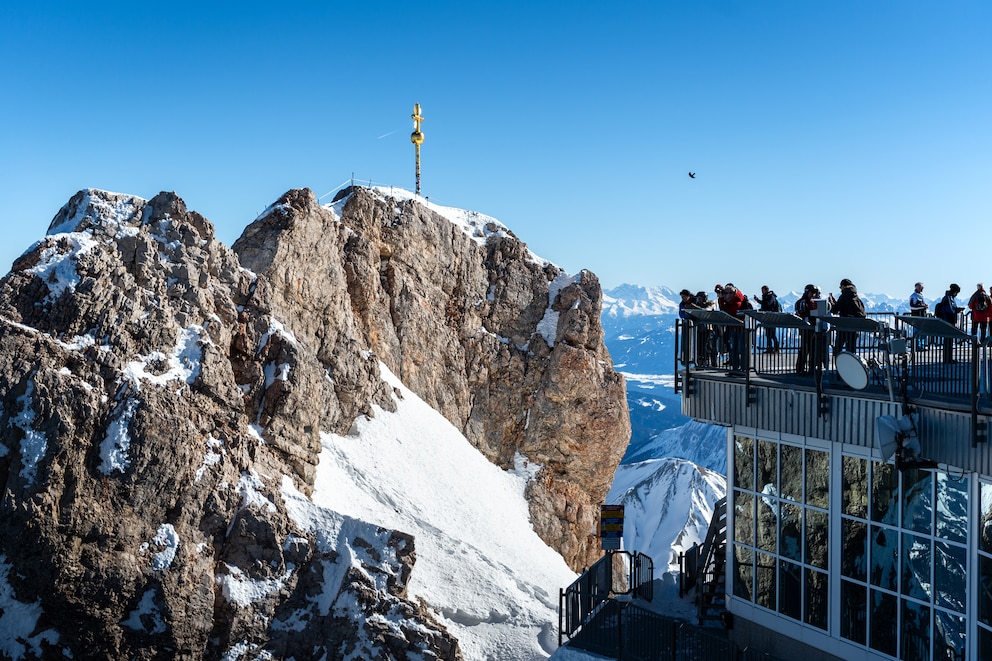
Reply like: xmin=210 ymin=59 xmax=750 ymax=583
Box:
xmin=0 ymin=185 xmax=629 ymax=659
xmin=234 ymin=186 xmax=631 ymax=568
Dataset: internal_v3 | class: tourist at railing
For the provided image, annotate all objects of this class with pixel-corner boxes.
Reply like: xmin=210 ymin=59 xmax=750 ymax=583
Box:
xmin=968 ymin=283 xmax=992 ymax=342
xmin=693 ymin=290 xmax=716 ymax=366
xmin=909 ymin=282 xmax=929 ymax=316
xmin=678 ymin=289 xmax=694 ymax=363
xmin=795 ymin=284 xmax=819 ymax=374
xmin=718 ymin=283 xmax=748 ymax=371
xmin=936 ymin=283 xmax=964 ymax=363
xmin=827 ymin=278 xmax=866 ymax=356
xmin=753 ymin=285 xmax=782 ymax=353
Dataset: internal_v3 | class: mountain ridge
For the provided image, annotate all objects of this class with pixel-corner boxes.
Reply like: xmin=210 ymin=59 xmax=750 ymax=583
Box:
xmin=0 ymin=186 xmax=628 ymax=659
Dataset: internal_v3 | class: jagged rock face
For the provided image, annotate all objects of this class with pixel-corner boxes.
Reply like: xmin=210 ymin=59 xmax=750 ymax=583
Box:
xmin=0 ymin=190 xmax=459 ymax=660
xmin=234 ymin=186 xmax=630 ymax=570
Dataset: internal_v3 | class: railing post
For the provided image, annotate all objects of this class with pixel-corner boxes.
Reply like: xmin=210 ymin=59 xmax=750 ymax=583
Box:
xmin=617 ymin=601 xmax=624 ymax=661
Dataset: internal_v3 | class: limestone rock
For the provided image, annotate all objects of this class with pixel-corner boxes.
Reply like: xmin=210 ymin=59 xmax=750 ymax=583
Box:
xmin=0 ymin=189 xmax=459 ymax=660
xmin=235 ymin=187 xmax=630 ymax=570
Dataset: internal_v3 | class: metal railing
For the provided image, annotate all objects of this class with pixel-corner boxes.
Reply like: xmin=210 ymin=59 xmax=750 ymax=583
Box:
xmin=559 ymin=550 xmax=655 ymax=646
xmin=676 ymin=312 xmax=992 ymax=408
xmin=559 ymin=543 xmax=789 ymax=660
xmin=562 ymin=602 xmax=784 ymax=661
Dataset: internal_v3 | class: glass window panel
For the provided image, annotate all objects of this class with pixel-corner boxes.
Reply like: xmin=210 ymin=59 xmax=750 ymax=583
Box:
xmin=757 ymin=440 xmax=778 ymax=495
xmin=756 ymin=495 xmax=778 ymax=553
xmin=841 ymin=579 xmax=867 ymax=644
xmin=779 ymin=503 xmax=802 ymax=561
xmin=870 ymin=525 xmax=899 ymax=591
xmin=980 ymin=555 xmax=992 ymax=627
xmin=935 ymin=541 xmax=966 ymax=613
xmin=900 ymin=599 xmax=931 ymax=661
xmin=805 ymin=449 xmax=829 ymax=509
xmin=841 ymin=517 xmax=868 ymax=581
xmin=934 ymin=610 xmax=965 ymax=661
xmin=871 ymin=461 xmax=899 ymax=525
xmin=756 ymin=552 xmax=777 ymax=611
xmin=936 ymin=472 xmax=968 ymax=544
xmin=733 ymin=544 xmax=754 ymax=602
xmin=869 ymin=589 xmax=898 ymax=657
xmin=805 ymin=509 xmax=828 ymax=570
xmin=779 ymin=444 xmax=802 ymax=502
xmin=902 ymin=533 xmax=932 ymax=602
xmin=842 ymin=455 xmax=868 ymax=518
xmin=734 ymin=490 xmax=755 ymax=547
xmin=980 ymin=625 xmax=992 ymax=661
xmin=902 ymin=468 xmax=934 ymax=535
xmin=980 ymin=482 xmax=992 ymax=553
xmin=734 ymin=435 xmax=754 ymax=491
xmin=804 ymin=568 xmax=828 ymax=630
xmin=778 ymin=560 xmax=801 ymax=620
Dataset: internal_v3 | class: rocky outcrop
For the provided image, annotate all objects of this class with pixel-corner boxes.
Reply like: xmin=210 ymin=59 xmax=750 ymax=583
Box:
xmin=0 ymin=184 xmax=629 ymax=659
xmin=0 ymin=190 xmax=459 ymax=660
xmin=234 ymin=186 xmax=630 ymax=570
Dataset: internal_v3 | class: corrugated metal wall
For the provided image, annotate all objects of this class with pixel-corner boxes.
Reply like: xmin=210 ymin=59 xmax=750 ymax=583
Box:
xmin=683 ymin=375 xmax=992 ymax=475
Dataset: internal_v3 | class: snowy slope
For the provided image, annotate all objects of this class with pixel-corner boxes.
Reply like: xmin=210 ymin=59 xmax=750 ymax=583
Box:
xmin=312 ymin=363 xmax=577 ymax=661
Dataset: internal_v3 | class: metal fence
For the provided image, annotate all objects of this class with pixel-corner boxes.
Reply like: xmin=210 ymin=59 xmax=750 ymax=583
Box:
xmin=676 ymin=311 xmax=992 ymax=413
xmin=559 ymin=550 xmax=655 ymax=646
xmin=563 ymin=603 xmax=781 ymax=661
xmin=559 ymin=546 xmax=784 ymax=661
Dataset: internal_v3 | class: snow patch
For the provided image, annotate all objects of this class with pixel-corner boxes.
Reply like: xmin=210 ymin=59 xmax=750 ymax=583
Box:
xmin=122 ymin=325 xmax=206 ymax=389
xmin=11 ymin=379 xmax=48 ymax=486
xmin=0 ymin=554 xmax=58 ymax=659
xmin=149 ymin=524 xmax=180 ymax=570
xmin=121 ymin=589 xmax=166 ymax=633
xmin=25 ymin=232 xmax=99 ymax=301
xmin=98 ymin=396 xmax=139 ymax=475
xmin=195 ymin=436 xmax=226 ymax=483
xmin=536 ymin=272 xmax=580 ymax=347
xmin=216 ymin=563 xmax=293 ymax=607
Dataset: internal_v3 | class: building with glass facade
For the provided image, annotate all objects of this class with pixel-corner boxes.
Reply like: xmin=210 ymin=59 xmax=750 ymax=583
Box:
xmin=678 ymin=311 xmax=992 ymax=661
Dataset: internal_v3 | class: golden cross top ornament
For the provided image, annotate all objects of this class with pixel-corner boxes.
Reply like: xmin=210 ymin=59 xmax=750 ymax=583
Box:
xmin=411 ymin=103 xmax=424 ymax=195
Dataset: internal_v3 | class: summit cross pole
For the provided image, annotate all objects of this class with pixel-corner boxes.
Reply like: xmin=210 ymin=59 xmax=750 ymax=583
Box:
xmin=411 ymin=103 xmax=424 ymax=196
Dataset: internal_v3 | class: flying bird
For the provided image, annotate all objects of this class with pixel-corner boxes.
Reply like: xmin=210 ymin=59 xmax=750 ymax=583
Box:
xmin=688 ymin=172 xmax=696 ymax=178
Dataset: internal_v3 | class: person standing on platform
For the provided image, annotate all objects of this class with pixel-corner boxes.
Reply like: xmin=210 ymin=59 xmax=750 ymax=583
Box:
xmin=936 ymin=283 xmax=964 ymax=363
xmin=795 ymin=284 xmax=820 ymax=374
xmin=968 ymin=283 xmax=992 ymax=342
xmin=754 ymin=285 xmax=782 ymax=353
xmin=718 ymin=283 xmax=748 ymax=372
xmin=828 ymin=278 xmax=866 ymax=356
xmin=909 ymin=282 xmax=928 ymax=317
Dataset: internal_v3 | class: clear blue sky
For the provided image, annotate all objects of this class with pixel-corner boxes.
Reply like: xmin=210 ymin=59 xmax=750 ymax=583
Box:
xmin=2 ymin=2 xmax=989 ymax=300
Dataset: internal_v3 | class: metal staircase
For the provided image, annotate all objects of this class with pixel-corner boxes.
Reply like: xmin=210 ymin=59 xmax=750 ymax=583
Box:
xmin=694 ymin=496 xmax=728 ymax=625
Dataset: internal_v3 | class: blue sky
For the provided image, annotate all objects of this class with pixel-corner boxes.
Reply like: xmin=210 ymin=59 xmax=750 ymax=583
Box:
xmin=2 ymin=2 xmax=989 ymax=300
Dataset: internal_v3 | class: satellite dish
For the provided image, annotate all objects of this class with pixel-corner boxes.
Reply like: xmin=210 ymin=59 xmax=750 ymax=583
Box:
xmin=836 ymin=351 xmax=869 ymax=390
xmin=875 ymin=415 xmax=903 ymax=461
xmin=875 ymin=415 xmax=937 ymax=470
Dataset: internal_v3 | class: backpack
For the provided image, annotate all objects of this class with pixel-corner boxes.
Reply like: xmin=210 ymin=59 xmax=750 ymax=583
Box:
xmin=936 ymin=297 xmax=951 ymax=321
xmin=978 ymin=294 xmax=990 ymax=312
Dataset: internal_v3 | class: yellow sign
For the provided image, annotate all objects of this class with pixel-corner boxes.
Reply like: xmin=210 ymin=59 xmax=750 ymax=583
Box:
xmin=600 ymin=504 xmax=624 ymax=551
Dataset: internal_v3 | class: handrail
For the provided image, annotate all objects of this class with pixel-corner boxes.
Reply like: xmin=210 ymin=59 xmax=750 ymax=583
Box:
xmin=558 ymin=550 xmax=655 ymax=645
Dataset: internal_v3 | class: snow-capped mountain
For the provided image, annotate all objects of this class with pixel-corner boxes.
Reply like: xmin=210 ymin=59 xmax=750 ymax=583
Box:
xmin=606 ymin=457 xmax=726 ymax=572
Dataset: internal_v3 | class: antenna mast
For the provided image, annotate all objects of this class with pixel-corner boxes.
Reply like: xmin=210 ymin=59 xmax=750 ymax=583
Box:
xmin=411 ymin=103 xmax=424 ymax=196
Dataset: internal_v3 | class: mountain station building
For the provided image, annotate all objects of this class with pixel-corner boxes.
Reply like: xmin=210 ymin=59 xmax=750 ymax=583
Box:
xmin=677 ymin=308 xmax=991 ymax=661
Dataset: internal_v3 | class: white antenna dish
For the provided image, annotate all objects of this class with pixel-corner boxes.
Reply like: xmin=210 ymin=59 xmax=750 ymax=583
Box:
xmin=836 ymin=351 xmax=869 ymax=390
xmin=875 ymin=415 xmax=904 ymax=461
xmin=875 ymin=414 xmax=936 ymax=470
